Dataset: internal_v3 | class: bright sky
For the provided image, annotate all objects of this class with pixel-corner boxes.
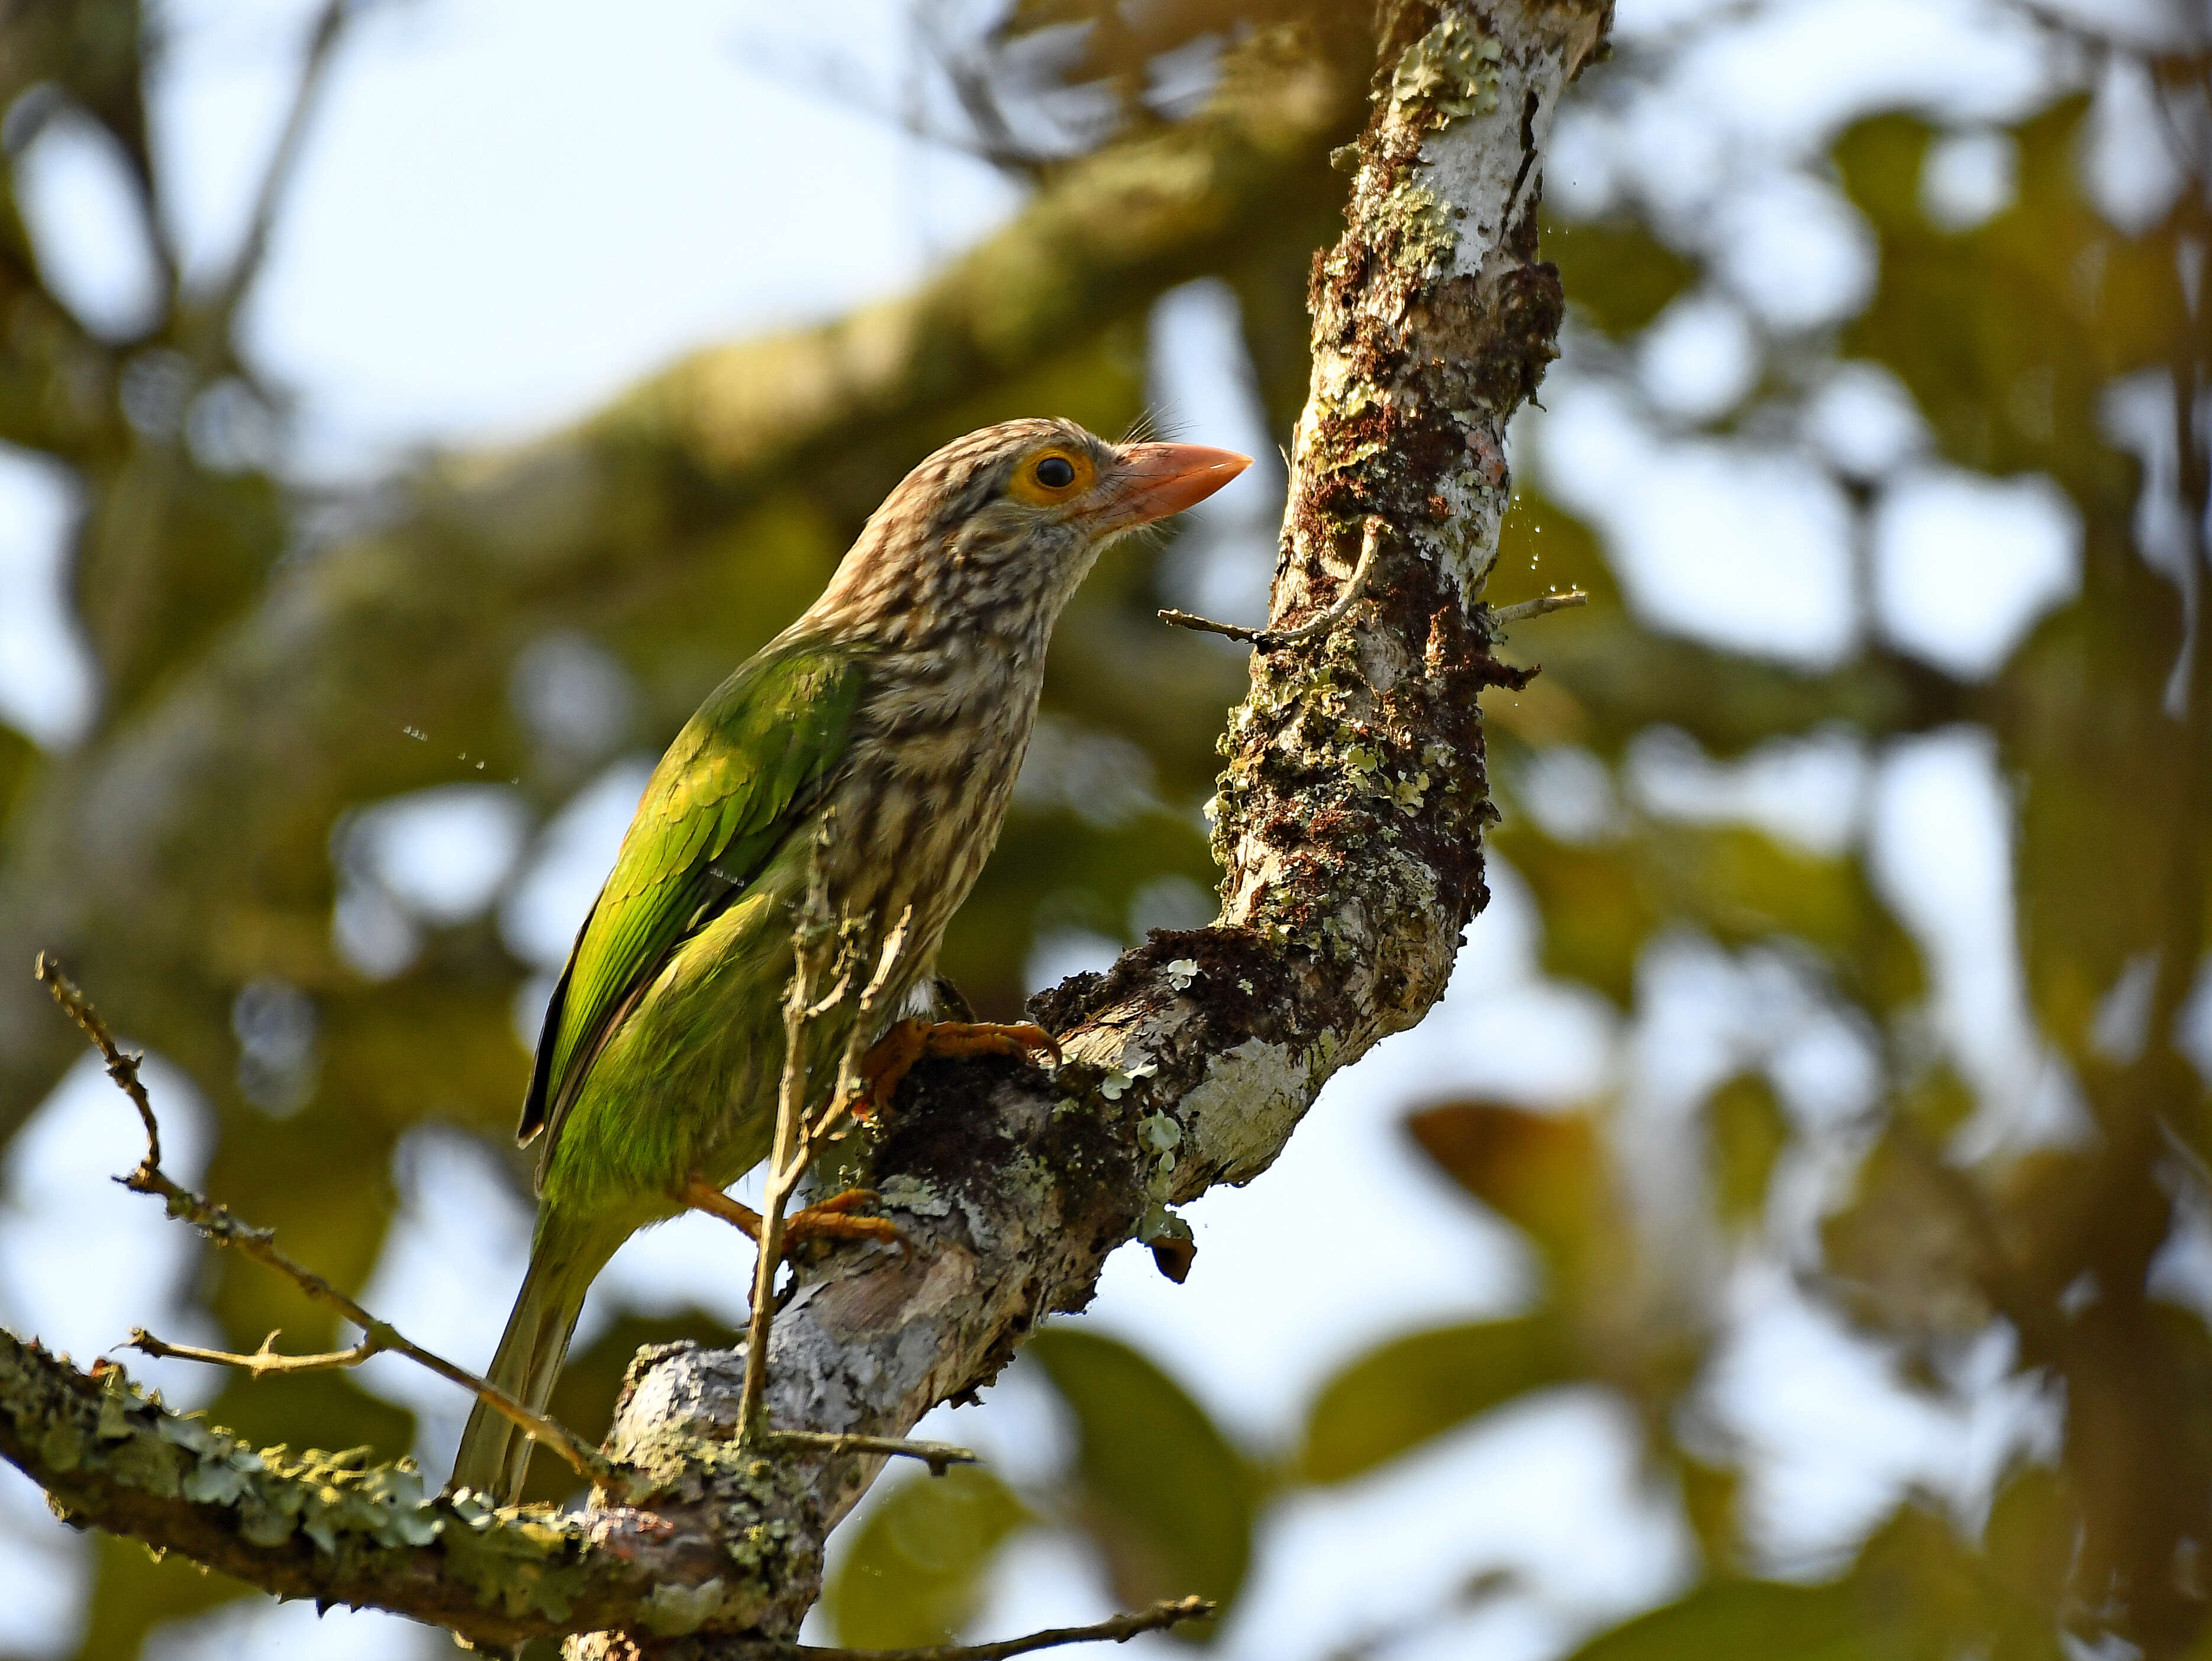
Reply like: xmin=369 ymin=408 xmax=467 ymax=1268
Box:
xmin=0 ymin=0 xmax=2184 ymax=1654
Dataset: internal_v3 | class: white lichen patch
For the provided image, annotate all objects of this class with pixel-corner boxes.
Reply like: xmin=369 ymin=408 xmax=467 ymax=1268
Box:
xmin=1180 ymin=1036 xmax=1328 ymax=1185
xmin=876 ymin=1173 xmax=950 ymax=1218
xmin=1428 ymin=466 xmax=1510 ymax=594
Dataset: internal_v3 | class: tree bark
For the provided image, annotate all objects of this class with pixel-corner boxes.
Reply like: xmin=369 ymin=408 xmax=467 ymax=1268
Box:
xmin=0 ymin=0 xmax=1611 ymax=1648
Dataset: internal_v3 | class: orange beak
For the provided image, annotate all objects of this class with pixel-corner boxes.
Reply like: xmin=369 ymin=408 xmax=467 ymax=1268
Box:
xmin=1104 ymin=443 xmax=1253 ymax=529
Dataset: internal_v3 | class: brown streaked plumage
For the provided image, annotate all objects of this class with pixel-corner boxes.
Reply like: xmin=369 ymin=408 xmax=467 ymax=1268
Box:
xmin=450 ymin=418 xmax=1247 ymax=1504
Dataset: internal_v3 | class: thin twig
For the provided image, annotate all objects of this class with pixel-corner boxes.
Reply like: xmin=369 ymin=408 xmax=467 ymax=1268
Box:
xmin=128 ymin=1326 xmax=380 ymax=1378
xmin=1488 ymin=589 xmax=1589 ymax=626
xmin=36 ymin=953 xmax=162 ymax=1167
xmin=752 ymin=1596 xmax=1215 ymax=1660
xmin=1160 ymin=517 xmax=1385 ymax=649
xmin=738 ymin=828 xmax=839 ymax=1443
xmin=764 ymin=1431 xmax=979 ymax=1477
xmin=201 ymin=0 xmax=357 ymax=346
xmin=735 ymin=836 xmax=949 ymax=1468
xmin=33 ymin=954 xmax=626 ymax=1496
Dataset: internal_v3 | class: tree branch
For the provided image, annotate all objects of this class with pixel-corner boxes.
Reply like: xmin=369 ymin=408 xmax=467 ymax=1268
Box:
xmin=0 ymin=1330 xmax=757 ymax=1649
xmin=1157 ymin=515 xmax=1385 ymax=648
xmin=751 ymin=1597 xmax=1214 ymax=1660
xmin=191 ymin=0 xmax=359 ymax=367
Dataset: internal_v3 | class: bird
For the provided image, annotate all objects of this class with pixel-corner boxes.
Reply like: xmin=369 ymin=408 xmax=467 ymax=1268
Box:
xmin=447 ymin=418 xmax=1250 ymax=1505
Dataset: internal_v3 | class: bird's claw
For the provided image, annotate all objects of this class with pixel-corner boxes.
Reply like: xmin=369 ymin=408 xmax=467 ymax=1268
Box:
xmin=843 ymin=1018 xmax=1060 ymax=1122
xmin=675 ymin=1179 xmax=904 ymax=1257
xmin=785 ymin=1188 xmax=904 ymax=1251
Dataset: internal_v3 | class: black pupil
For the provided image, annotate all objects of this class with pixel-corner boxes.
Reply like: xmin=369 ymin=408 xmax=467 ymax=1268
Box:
xmin=1036 ymin=456 xmax=1076 ymax=489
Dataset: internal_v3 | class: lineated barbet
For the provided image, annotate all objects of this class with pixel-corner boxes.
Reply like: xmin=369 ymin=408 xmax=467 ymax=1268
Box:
xmin=449 ymin=419 xmax=1249 ymax=1504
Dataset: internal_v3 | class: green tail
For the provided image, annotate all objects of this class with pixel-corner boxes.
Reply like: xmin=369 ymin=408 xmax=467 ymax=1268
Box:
xmin=448 ymin=1212 xmax=621 ymax=1506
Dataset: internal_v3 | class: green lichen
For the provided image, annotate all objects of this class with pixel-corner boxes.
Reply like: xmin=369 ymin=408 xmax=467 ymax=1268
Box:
xmin=1378 ymin=178 xmax=1458 ymax=276
xmin=1133 ymin=1110 xmax=1188 ymax=1248
xmin=648 ymin=1576 xmax=730 ymax=1637
xmin=877 ymin=1173 xmax=950 ymax=1218
xmin=1098 ymin=1057 xmax=1157 ymax=1101
xmin=0 ymin=1333 xmax=820 ymax=1643
xmin=1390 ymin=13 xmax=1505 ymax=122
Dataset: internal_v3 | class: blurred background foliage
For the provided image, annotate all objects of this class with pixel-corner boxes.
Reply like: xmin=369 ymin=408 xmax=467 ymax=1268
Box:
xmin=0 ymin=0 xmax=2207 ymax=1658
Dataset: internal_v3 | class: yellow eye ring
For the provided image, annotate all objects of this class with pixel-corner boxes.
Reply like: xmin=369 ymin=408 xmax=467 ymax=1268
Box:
xmin=1008 ymin=447 xmax=1094 ymax=505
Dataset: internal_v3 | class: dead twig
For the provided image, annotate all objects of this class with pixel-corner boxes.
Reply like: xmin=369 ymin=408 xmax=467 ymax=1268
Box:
xmin=753 ymin=1595 xmax=1215 ymax=1660
xmin=732 ymin=836 xmax=956 ymax=1472
xmin=736 ymin=833 xmax=837 ymax=1444
xmin=1160 ymin=517 xmax=1385 ymax=649
xmin=128 ymin=1325 xmax=382 ymax=1378
xmin=32 ymin=954 xmax=627 ymax=1498
xmin=764 ymin=1431 xmax=978 ymax=1477
xmin=1488 ymin=589 xmax=1589 ymax=626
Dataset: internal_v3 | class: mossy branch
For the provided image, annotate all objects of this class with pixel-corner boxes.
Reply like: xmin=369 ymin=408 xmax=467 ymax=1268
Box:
xmin=0 ymin=1328 xmax=739 ymax=1649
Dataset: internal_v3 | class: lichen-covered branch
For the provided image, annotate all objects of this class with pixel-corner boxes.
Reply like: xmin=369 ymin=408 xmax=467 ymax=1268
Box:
xmin=0 ymin=1331 xmax=767 ymax=1649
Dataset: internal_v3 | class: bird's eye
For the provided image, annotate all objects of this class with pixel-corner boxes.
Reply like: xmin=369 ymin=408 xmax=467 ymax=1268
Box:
xmin=1034 ymin=456 xmax=1076 ymax=489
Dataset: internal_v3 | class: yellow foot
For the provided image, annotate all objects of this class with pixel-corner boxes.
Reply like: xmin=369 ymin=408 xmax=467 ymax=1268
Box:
xmin=675 ymin=1178 xmax=902 ymax=1254
xmin=848 ymin=1019 xmax=1062 ymax=1120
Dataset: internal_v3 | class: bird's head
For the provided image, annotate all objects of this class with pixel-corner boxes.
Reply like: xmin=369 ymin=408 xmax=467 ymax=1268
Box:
xmin=816 ymin=418 xmax=1252 ymax=640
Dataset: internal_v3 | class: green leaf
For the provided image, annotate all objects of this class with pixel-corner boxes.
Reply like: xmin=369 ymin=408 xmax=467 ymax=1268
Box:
xmin=1491 ymin=833 xmax=1653 ymax=1005
xmin=824 ymin=1464 xmax=1032 ymax=1649
xmin=1026 ymin=1328 xmax=1258 ymax=1635
xmin=1492 ymin=821 xmax=1927 ymax=1015
xmin=1405 ymin=1101 xmax=1604 ymax=1272
xmin=1559 ymin=1581 xmax=1880 ymax=1661
xmin=1707 ymin=1073 xmax=1788 ymax=1228
xmin=1540 ymin=214 xmax=1698 ymax=338
xmin=1298 ymin=1315 xmax=1576 ymax=1484
xmin=1820 ymin=1131 xmax=1992 ymax=1342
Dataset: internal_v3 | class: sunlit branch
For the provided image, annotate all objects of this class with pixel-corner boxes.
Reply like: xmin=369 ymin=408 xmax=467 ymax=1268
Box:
xmin=128 ymin=1325 xmax=382 ymax=1378
xmin=736 ymin=828 xmax=836 ymax=1445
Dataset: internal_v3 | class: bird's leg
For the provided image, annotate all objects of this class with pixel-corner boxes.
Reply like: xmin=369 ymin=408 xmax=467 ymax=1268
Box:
xmin=845 ymin=1017 xmax=1062 ymax=1121
xmin=678 ymin=1177 xmax=765 ymax=1236
xmin=675 ymin=1177 xmax=901 ymax=1251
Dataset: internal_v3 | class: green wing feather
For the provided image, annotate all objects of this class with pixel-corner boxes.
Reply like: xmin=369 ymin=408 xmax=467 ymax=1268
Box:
xmin=518 ymin=634 xmax=868 ymax=1162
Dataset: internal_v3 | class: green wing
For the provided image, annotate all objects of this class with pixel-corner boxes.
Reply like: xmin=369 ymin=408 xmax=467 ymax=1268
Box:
xmin=518 ymin=634 xmax=868 ymax=1154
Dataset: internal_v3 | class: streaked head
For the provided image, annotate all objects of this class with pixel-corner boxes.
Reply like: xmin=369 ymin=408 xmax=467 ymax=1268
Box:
xmin=816 ymin=418 xmax=1251 ymax=638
